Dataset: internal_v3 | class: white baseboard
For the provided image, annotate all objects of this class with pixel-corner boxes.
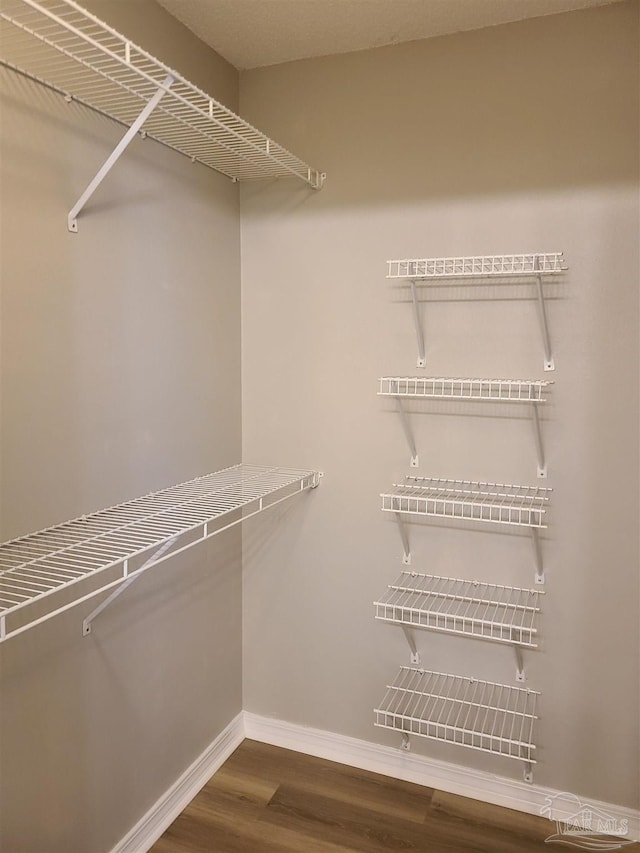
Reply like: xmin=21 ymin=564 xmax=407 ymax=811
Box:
xmin=243 ymin=711 xmax=640 ymax=843
xmin=111 ymin=713 xmax=244 ymax=853
xmin=111 ymin=710 xmax=639 ymax=851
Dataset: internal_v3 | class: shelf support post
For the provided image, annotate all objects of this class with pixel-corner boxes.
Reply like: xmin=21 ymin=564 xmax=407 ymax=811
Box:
xmin=531 ymin=528 xmax=545 ymax=585
xmin=531 ymin=403 xmax=547 ymax=478
xmin=534 ymin=256 xmax=555 ymax=371
xmin=394 ymin=511 xmax=411 ymax=565
xmin=396 ymin=397 xmax=419 ymax=467
xmin=401 ymin=733 xmax=411 ymax=751
xmin=409 ymin=280 xmax=426 ymax=368
xmin=523 ymin=762 xmax=534 ymax=784
xmin=82 ymin=536 xmax=178 ymax=636
xmin=514 ymin=645 xmax=526 ymax=682
xmin=402 ymin=626 xmax=420 ymax=664
xmin=68 ymin=74 xmax=174 ymax=232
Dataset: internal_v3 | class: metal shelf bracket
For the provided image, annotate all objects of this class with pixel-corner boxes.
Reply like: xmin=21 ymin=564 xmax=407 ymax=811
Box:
xmin=534 ymin=256 xmax=555 ymax=371
xmin=514 ymin=645 xmax=526 ymax=683
xmin=532 ymin=403 xmax=547 ymax=478
xmin=531 ymin=528 xmax=545 ymax=585
xmin=82 ymin=535 xmax=178 ymax=635
xmin=396 ymin=397 xmax=419 ymax=467
xmin=409 ymin=280 xmax=426 ymax=368
xmin=68 ymin=74 xmax=174 ymax=232
xmin=394 ymin=511 xmax=411 ymax=565
xmin=523 ymin=762 xmax=534 ymax=784
xmin=401 ymin=733 xmax=411 ymax=751
xmin=402 ymin=625 xmax=420 ymax=664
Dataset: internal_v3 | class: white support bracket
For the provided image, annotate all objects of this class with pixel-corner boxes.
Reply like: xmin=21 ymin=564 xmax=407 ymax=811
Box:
xmin=68 ymin=74 xmax=174 ymax=232
xmin=82 ymin=536 xmax=178 ymax=636
xmin=401 ymin=733 xmax=411 ymax=751
xmin=531 ymin=403 xmax=547 ymax=479
xmin=531 ymin=527 xmax=545 ymax=585
xmin=534 ymin=256 xmax=555 ymax=371
xmin=514 ymin=645 xmax=526 ymax=683
xmin=394 ymin=511 xmax=411 ymax=565
xmin=409 ymin=280 xmax=426 ymax=368
xmin=523 ymin=762 xmax=534 ymax=784
xmin=396 ymin=397 xmax=419 ymax=467
xmin=402 ymin=625 xmax=420 ymax=665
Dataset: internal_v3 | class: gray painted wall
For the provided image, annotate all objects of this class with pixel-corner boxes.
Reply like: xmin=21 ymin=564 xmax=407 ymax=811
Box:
xmin=0 ymin=2 xmax=242 ymax=850
xmin=240 ymin=1 xmax=639 ymax=810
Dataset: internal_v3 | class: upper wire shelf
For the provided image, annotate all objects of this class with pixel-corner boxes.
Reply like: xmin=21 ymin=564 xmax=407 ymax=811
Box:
xmin=0 ymin=464 xmax=320 ymax=642
xmin=386 ymin=252 xmax=566 ymax=371
xmin=374 ymin=571 xmax=542 ymax=648
xmin=387 ymin=254 xmax=566 ymax=280
xmin=0 ymin=0 xmax=324 ymax=189
xmin=382 ymin=477 xmax=550 ymax=528
xmin=378 ymin=377 xmax=552 ymax=403
xmin=374 ymin=666 xmax=539 ymax=779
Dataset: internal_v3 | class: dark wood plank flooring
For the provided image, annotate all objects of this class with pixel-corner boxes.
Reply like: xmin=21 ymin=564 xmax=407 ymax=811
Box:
xmin=152 ymin=739 xmax=639 ymax=852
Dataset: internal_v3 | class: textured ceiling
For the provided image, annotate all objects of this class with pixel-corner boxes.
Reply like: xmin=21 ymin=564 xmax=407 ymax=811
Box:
xmin=156 ymin=0 xmax=619 ymax=70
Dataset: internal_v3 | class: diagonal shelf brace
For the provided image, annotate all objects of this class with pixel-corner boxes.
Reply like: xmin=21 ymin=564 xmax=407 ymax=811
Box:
xmin=409 ymin=280 xmax=426 ymax=368
xmin=514 ymin=645 xmax=526 ymax=682
xmin=68 ymin=73 xmax=174 ymax=232
xmin=534 ymin=256 xmax=555 ymax=371
xmin=531 ymin=527 xmax=545 ymax=585
xmin=396 ymin=397 xmax=419 ymax=467
xmin=82 ymin=535 xmax=178 ymax=636
xmin=402 ymin=625 xmax=420 ymax=664
xmin=394 ymin=511 xmax=412 ymax=565
xmin=531 ymin=403 xmax=547 ymax=478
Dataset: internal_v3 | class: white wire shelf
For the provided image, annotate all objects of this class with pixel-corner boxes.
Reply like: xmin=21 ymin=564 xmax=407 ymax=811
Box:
xmin=378 ymin=377 xmax=552 ymax=402
xmin=374 ymin=667 xmax=539 ymax=776
xmin=374 ymin=572 xmax=543 ymax=648
xmin=386 ymin=253 xmax=566 ymax=371
xmin=382 ymin=477 xmax=550 ymax=528
xmin=0 ymin=0 xmax=324 ymax=196
xmin=387 ymin=254 xmax=566 ymax=280
xmin=378 ymin=377 xmax=552 ymax=477
xmin=0 ymin=464 xmax=320 ymax=642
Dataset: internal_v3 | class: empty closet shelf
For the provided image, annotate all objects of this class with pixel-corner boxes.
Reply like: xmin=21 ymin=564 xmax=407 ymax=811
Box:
xmin=374 ymin=572 xmax=542 ymax=647
xmin=378 ymin=377 xmax=552 ymax=402
xmin=0 ymin=0 xmax=323 ymax=188
xmin=381 ymin=477 xmax=550 ymax=528
xmin=374 ymin=667 xmax=539 ymax=763
xmin=0 ymin=464 xmax=320 ymax=641
xmin=387 ymin=253 xmax=566 ymax=280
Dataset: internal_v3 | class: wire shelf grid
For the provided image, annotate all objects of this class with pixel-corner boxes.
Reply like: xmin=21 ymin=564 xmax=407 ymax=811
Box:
xmin=387 ymin=253 xmax=566 ymax=280
xmin=0 ymin=0 xmax=323 ymax=187
xmin=381 ymin=477 xmax=550 ymax=528
xmin=378 ymin=377 xmax=551 ymax=403
xmin=374 ymin=572 xmax=542 ymax=647
xmin=374 ymin=667 xmax=538 ymax=762
xmin=0 ymin=464 xmax=319 ymax=641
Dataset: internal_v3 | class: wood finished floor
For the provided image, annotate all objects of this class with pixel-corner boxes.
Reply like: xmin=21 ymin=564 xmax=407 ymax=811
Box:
xmin=152 ymin=739 xmax=640 ymax=853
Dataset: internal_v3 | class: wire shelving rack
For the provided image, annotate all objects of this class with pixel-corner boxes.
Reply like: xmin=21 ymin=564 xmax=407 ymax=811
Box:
xmin=381 ymin=477 xmax=551 ymax=583
xmin=0 ymin=0 xmax=324 ymax=230
xmin=374 ymin=666 xmax=539 ymax=781
xmin=374 ymin=572 xmax=542 ymax=648
xmin=0 ymin=464 xmax=320 ymax=642
xmin=378 ymin=377 xmax=552 ymax=476
xmin=386 ymin=253 xmax=567 ymax=371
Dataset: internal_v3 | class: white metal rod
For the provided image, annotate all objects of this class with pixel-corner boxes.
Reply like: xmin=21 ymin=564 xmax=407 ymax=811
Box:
xmin=534 ymin=256 xmax=554 ymax=370
xmin=67 ymin=72 xmax=174 ymax=231
xmin=396 ymin=397 xmax=418 ymax=467
xmin=531 ymin=528 xmax=544 ymax=585
xmin=409 ymin=280 xmax=426 ymax=368
xmin=531 ymin=403 xmax=547 ymax=478
xmin=394 ymin=512 xmax=411 ymax=565
xmin=81 ymin=536 xmax=177 ymax=635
